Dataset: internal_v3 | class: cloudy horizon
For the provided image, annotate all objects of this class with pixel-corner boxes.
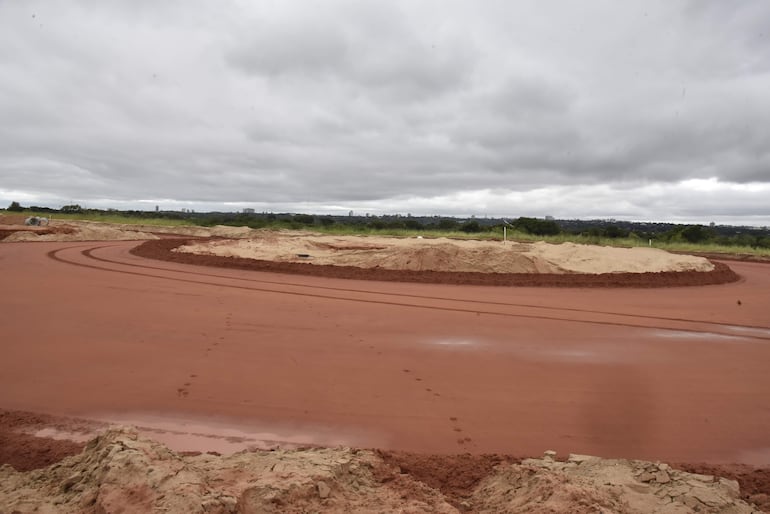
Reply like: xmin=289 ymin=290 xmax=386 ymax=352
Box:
xmin=1 ymin=1 xmax=769 ymax=226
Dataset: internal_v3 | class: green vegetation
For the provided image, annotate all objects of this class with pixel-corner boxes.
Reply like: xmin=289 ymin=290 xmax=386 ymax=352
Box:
xmin=3 ymin=202 xmax=768 ymax=257
xmin=511 ymin=217 xmax=561 ymax=236
xmin=1 ymin=208 xmax=194 ymax=227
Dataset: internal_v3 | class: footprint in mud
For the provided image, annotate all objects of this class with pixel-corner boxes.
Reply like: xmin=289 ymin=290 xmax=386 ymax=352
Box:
xmin=448 ymin=417 xmax=475 ymax=447
xmin=403 ymin=368 xmax=443 ymax=398
xmin=177 ymin=374 xmax=199 ymax=398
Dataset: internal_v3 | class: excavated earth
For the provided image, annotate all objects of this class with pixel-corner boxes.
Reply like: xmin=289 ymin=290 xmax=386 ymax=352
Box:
xmin=133 ymin=237 xmax=739 ymax=288
xmin=0 ymin=423 xmax=765 ymax=513
xmin=1 ymin=215 xmax=769 ymax=512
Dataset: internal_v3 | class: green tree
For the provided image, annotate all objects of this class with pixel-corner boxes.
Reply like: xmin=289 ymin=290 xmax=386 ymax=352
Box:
xmin=437 ymin=218 xmax=459 ymax=231
xmin=7 ymin=201 xmax=24 ymax=212
xmin=403 ymin=219 xmax=423 ymax=230
xmin=680 ymin=225 xmax=709 ymax=243
xmin=460 ymin=220 xmax=481 ymax=233
xmin=514 ymin=217 xmax=560 ymax=236
xmin=293 ymin=214 xmax=315 ymax=225
xmin=602 ymin=225 xmax=628 ymax=238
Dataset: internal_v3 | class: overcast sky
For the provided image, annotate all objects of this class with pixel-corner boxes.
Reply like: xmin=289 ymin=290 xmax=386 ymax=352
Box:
xmin=1 ymin=1 xmax=769 ymax=225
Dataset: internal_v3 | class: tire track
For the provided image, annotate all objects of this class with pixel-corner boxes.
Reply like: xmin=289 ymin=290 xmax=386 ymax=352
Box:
xmin=91 ymin=243 xmax=770 ymax=334
xmin=45 ymin=243 xmax=770 ymax=341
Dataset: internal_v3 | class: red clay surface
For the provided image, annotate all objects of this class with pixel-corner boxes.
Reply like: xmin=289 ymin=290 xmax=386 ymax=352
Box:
xmin=1 ymin=240 xmax=769 ymax=469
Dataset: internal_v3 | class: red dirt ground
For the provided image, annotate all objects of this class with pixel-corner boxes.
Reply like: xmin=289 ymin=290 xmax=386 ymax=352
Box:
xmin=1 ymin=239 xmax=769 ymax=508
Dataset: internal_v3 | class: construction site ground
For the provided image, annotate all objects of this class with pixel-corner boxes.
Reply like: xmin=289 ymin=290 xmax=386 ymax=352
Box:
xmin=1 ymin=215 xmax=769 ymax=512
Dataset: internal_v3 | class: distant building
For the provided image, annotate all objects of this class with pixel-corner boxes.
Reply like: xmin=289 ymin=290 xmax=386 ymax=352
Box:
xmin=243 ymin=208 xmax=255 ymax=214
xmin=545 ymin=215 xmax=554 ymax=220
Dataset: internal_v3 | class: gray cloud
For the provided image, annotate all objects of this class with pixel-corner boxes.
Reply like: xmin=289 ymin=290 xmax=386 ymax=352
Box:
xmin=1 ymin=0 xmax=768 ymax=224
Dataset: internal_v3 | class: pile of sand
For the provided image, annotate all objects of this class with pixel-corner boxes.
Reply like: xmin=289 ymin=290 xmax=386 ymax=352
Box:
xmin=0 ymin=214 xmax=715 ymax=275
xmin=0 ymin=216 xmax=256 ymax=242
xmin=2 ymin=223 xmax=159 ymax=242
xmin=177 ymin=232 xmax=715 ymax=275
xmin=526 ymin=241 xmax=714 ymax=274
xmin=0 ymin=428 xmax=757 ymax=513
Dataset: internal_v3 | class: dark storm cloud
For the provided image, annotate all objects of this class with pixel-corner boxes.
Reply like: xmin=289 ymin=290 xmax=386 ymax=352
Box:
xmin=0 ymin=1 xmax=768 ymax=224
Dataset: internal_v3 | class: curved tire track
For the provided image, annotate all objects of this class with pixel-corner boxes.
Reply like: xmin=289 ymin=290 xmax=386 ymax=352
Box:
xmin=46 ymin=242 xmax=770 ymax=341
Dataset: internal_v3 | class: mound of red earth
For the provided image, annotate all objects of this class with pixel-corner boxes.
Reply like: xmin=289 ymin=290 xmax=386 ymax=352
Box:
xmin=132 ymin=238 xmax=740 ymax=288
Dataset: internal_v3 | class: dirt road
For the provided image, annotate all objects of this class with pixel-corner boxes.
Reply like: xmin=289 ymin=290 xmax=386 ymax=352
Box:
xmin=1 ymin=240 xmax=769 ymax=465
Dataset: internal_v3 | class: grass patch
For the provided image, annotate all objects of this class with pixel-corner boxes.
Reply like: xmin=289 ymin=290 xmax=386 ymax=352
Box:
xmin=650 ymin=241 xmax=770 ymax=257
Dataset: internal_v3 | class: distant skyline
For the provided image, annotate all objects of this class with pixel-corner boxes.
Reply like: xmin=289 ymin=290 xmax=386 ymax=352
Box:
xmin=1 ymin=1 xmax=769 ymax=226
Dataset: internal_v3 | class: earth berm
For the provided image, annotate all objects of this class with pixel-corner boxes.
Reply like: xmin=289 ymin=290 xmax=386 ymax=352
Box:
xmin=0 ymin=428 xmax=762 ymax=513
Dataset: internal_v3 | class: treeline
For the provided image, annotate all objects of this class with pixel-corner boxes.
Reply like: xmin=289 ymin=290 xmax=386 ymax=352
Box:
xmin=6 ymin=202 xmax=190 ymax=220
xmin=5 ymin=201 xmax=769 ymax=249
xmin=196 ymin=212 xmax=490 ymax=233
xmin=572 ymin=223 xmax=770 ymax=248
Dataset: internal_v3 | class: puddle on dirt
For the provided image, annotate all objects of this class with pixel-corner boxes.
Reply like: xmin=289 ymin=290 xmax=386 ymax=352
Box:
xmin=651 ymin=330 xmax=746 ymax=342
xmin=425 ymin=337 xmax=623 ymax=364
xmin=32 ymin=427 xmax=96 ymax=443
xmin=720 ymin=325 xmax=770 ymax=339
xmin=733 ymin=447 xmax=770 ymax=467
xmin=427 ymin=338 xmax=481 ymax=348
xmin=88 ymin=413 xmax=380 ymax=455
xmin=538 ymin=349 xmax=605 ymax=362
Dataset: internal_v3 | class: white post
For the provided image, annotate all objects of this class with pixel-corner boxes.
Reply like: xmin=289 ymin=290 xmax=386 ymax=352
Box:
xmin=503 ymin=226 xmax=507 ymax=244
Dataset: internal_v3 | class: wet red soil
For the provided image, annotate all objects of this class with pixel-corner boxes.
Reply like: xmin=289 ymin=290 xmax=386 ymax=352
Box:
xmin=1 ymin=239 xmax=770 ymax=506
xmin=0 ymin=410 xmax=88 ymax=472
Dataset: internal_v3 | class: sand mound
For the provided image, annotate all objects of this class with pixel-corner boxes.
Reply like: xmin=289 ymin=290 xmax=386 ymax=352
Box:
xmin=0 ymin=428 xmax=758 ymax=513
xmin=3 ymin=223 xmax=159 ymax=242
xmin=177 ymin=232 xmax=715 ymax=275
xmin=527 ymin=241 xmax=714 ymax=274
xmin=0 ymin=215 xmax=717 ymax=275
xmin=0 ymin=215 xmax=164 ymax=242
xmin=0 ymin=215 xmax=260 ymax=242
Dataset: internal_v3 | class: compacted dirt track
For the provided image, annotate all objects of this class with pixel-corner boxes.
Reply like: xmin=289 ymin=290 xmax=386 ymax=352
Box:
xmin=1 ymin=240 xmax=769 ymax=467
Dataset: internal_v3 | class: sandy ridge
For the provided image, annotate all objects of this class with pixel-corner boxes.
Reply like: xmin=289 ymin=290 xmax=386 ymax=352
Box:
xmin=1 ymin=215 xmax=714 ymax=275
xmin=0 ymin=427 xmax=761 ymax=513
